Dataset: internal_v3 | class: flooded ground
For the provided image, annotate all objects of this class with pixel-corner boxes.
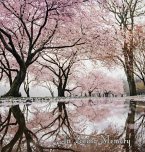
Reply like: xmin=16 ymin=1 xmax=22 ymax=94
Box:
xmin=0 ymin=97 xmax=145 ymax=152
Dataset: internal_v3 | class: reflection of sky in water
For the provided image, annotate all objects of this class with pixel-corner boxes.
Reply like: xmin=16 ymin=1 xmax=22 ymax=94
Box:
xmin=85 ymin=107 xmax=128 ymax=134
xmin=1 ymin=97 xmax=145 ymax=135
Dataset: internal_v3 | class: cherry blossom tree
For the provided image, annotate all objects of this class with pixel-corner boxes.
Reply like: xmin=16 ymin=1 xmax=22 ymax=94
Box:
xmin=132 ymin=26 xmax=145 ymax=86
xmin=74 ymin=70 xmax=105 ymax=97
xmin=37 ymin=48 xmax=86 ymax=97
xmin=0 ymin=0 xmax=85 ymax=97
xmin=72 ymin=69 xmax=124 ymax=97
xmin=96 ymin=2 xmax=145 ymax=149
xmin=0 ymin=0 xmax=86 ymax=151
xmin=97 ymin=0 xmax=145 ymax=96
xmin=102 ymin=76 xmax=124 ymax=97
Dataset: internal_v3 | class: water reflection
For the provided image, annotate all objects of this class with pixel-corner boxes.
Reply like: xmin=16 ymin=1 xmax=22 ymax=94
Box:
xmin=0 ymin=98 xmax=145 ymax=152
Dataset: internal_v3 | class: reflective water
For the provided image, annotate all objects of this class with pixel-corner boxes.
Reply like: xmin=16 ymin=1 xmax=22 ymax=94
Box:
xmin=0 ymin=97 xmax=145 ymax=152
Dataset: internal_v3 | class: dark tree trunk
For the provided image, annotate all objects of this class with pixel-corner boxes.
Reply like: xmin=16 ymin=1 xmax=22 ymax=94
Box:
xmin=88 ymin=91 xmax=92 ymax=97
xmin=8 ymin=72 xmax=13 ymax=87
xmin=98 ymin=93 xmax=101 ymax=97
xmin=104 ymin=92 xmax=109 ymax=97
xmin=123 ymin=43 xmax=137 ymax=96
xmin=3 ymin=69 xmax=26 ymax=97
xmin=58 ymin=86 xmax=65 ymax=97
xmin=24 ymin=87 xmax=30 ymax=97
xmin=57 ymin=85 xmax=65 ymax=112
xmin=126 ymin=68 xmax=136 ymax=96
xmin=26 ymin=88 xmax=30 ymax=97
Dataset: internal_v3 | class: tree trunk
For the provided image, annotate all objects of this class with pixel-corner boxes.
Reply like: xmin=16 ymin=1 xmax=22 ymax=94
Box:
xmin=88 ymin=91 xmax=92 ymax=97
xmin=26 ymin=88 xmax=30 ymax=97
xmin=57 ymin=86 xmax=65 ymax=113
xmin=24 ymin=87 xmax=30 ymax=97
xmin=58 ymin=86 xmax=65 ymax=97
xmin=104 ymin=92 xmax=109 ymax=97
xmin=123 ymin=42 xmax=137 ymax=96
xmin=3 ymin=69 xmax=26 ymax=97
xmin=126 ymin=70 xmax=137 ymax=96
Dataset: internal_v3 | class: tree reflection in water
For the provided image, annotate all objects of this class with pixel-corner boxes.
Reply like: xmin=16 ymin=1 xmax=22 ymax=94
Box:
xmin=0 ymin=99 xmax=145 ymax=152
